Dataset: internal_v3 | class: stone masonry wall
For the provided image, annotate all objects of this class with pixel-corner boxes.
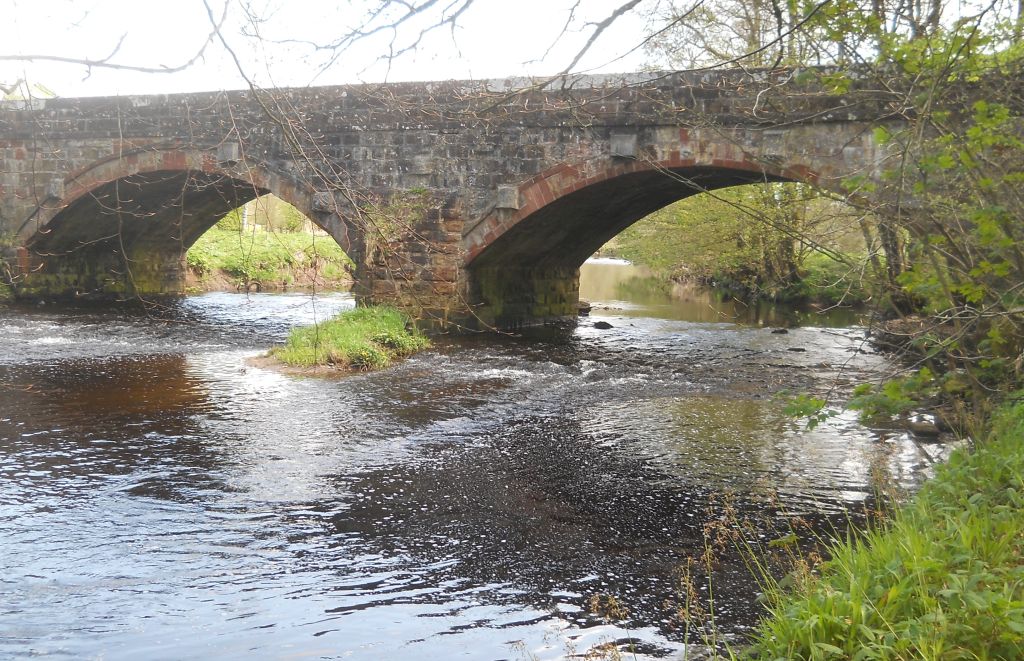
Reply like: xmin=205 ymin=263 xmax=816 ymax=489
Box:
xmin=0 ymin=70 xmax=902 ymax=326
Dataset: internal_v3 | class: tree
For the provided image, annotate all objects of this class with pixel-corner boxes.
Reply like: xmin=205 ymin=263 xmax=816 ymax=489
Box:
xmin=643 ymin=0 xmax=817 ymax=67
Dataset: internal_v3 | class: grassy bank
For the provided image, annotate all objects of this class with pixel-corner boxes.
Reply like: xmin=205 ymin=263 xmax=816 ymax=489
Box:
xmin=699 ymin=251 xmax=871 ymax=306
xmin=746 ymin=400 xmax=1024 ymax=659
xmin=604 ymin=226 xmax=870 ymax=306
xmin=270 ymin=306 xmax=430 ymax=371
xmin=599 ymin=186 xmax=871 ymax=306
xmin=187 ymin=227 xmax=352 ymax=291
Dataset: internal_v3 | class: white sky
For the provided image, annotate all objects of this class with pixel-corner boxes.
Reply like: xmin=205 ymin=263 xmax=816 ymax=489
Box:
xmin=2 ymin=0 xmax=657 ymax=97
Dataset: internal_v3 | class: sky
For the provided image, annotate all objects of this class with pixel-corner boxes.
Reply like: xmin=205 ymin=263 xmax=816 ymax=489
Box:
xmin=2 ymin=0 xmax=657 ymax=98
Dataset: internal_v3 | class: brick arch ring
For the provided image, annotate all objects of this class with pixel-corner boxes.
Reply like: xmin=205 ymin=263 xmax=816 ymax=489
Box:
xmin=15 ymin=145 xmax=318 ymax=247
xmin=463 ymin=154 xmax=821 ymax=267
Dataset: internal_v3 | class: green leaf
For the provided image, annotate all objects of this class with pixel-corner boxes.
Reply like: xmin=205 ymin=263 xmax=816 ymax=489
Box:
xmin=813 ymin=642 xmax=845 ymax=655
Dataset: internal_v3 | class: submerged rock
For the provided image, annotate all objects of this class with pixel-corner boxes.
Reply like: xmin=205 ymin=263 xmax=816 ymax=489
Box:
xmin=593 ymin=321 xmax=614 ymax=330
xmin=907 ymin=419 xmax=942 ymax=438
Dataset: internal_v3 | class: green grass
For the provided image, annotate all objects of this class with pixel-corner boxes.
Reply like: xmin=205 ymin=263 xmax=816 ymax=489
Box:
xmin=746 ymin=399 xmax=1024 ymax=660
xmin=187 ymin=227 xmax=353 ymax=287
xmin=270 ymin=306 xmax=430 ymax=370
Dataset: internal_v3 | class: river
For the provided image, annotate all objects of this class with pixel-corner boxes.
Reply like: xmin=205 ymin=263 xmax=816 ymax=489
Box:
xmin=0 ymin=260 xmax=949 ymax=660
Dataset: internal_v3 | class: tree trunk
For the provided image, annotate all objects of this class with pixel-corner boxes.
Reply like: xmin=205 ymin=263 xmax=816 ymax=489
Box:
xmin=877 ymin=219 xmax=913 ymax=312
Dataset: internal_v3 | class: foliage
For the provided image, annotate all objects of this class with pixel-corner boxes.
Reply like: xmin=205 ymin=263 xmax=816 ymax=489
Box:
xmin=644 ymin=0 xmax=822 ymax=68
xmin=217 ymin=208 xmax=244 ymax=232
xmin=854 ymin=23 xmax=1024 ymax=424
xmin=781 ymin=393 xmax=835 ymax=430
xmin=270 ymin=305 xmax=430 ymax=370
xmin=216 ymin=195 xmax=313 ymax=233
xmin=642 ymin=0 xmax=1024 ymax=424
xmin=848 ymin=368 xmax=941 ymax=423
xmin=746 ymin=398 xmax=1024 ymax=659
xmin=1 ymin=80 xmax=56 ymax=100
xmin=186 ymin=227 xmax=352 ymax=288
xmin=639 ymin=4 xmax=1024 ymax=656
xmin=601 ymin=183 xmax=871 ymax=305
xmin=786 ymin=252 xmax=872 ymax=306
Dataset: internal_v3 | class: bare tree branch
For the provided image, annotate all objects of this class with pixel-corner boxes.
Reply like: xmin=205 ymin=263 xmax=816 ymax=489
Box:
xmin=0 ymin=2 xmax=229 ymax=77
xmin=559 ymin=0 xmax=645 ymax=74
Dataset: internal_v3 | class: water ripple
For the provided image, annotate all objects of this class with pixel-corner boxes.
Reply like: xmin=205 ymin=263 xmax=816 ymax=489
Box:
xmin=0 ymin=288 xmax=947 ymax=659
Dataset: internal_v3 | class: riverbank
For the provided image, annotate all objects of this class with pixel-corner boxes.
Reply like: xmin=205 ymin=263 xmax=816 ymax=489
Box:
xmin=266 ymin=305 xmax=430 ymax=372
xmin=745 ymin=398 xmax=1024 ymax=658
xmin=596 ymin=189 xmax=871 ymax=307
xmin=186 ymin=227 xmax=352 ymax=292
xmin=702 ymin=251 xmax=870 ymax=307
xmin=594 ymin=248 xmax=870 ymax=308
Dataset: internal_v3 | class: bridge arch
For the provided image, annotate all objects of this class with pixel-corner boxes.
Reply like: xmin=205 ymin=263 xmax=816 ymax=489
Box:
xmin=16 ymin=147 xmax=361 ymax=299
xmin=462 ymin=156 xmax=820 ymax=328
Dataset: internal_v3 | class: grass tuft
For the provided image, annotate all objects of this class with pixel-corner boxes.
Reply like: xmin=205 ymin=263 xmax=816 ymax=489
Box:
xmin=270 ymin=306 xmax=430 ymax=371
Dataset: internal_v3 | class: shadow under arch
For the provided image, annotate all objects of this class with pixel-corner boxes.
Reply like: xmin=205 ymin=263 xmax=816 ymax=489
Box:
xmin=463 ymin=160 xmax=808 ymax=329
xmin=17 ymin=148 xmax=358 ymax=300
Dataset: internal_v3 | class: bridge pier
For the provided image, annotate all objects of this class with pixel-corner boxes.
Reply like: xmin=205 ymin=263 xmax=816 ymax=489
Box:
xmin=466 ymin=266 xmax=580 ymax=330
xmin=344 ymin=191 xmax=583 ymax=331
xmin=14 ymin=247 xmax=188 ymax=301
xmin=339 ymin=188 xmax=585 ymax=331
xmin=347 ymin=190 xmax=469 ymax=329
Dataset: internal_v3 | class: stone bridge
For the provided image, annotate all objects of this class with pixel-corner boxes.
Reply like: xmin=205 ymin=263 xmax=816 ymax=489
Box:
xmin=0 ymin=70 xmax=902 ymax=329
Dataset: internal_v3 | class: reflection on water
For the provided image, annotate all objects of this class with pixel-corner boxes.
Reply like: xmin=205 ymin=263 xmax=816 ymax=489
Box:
xmin=0 ymin=279 xmax=944 ymax=659
xmin=579 ymin=258 xmax=864 ymax=327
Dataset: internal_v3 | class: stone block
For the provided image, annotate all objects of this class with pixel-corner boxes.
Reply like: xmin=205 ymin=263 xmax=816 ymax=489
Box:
xmin=610 ymin=132 xmax=638 ymax=158
xmin=496 ymin=185 xmax=520 ymax=210
xmin=217 ymin=141 xmax=240 ymax=164
xmin=312 ymin=191 xmax=335 ymax=212
xmin=45 ymin=176 xmax=64 ymax=200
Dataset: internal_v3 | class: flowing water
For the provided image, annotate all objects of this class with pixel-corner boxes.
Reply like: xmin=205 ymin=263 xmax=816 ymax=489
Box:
xmin=0 ymin=261 xmax=949 ymax=660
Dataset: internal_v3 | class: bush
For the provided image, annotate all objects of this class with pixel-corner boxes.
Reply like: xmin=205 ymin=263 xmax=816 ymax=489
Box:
xmin=849 ymin=367 xmax=940 ymax=423
xmin=794 ymin=252 xmax=870 ymax=305
xmin=601 ymin=184 xmax=872 ymax=306
xmin=186 ymin=250 xmax=213 ymax=275
xmin=216 ymin=208 xmax=244 ymax=232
